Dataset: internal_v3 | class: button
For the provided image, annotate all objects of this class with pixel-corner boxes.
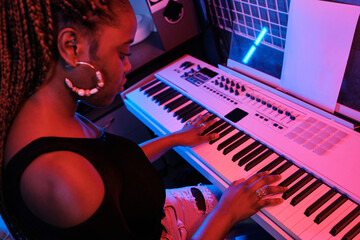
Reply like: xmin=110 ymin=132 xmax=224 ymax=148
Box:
xmin=311 ymin=136 xmax=325 ymax=145
xmin=235 ymin=90 xmax=239 ymax=96
xmin=335 ymin=131 xmax=348 ymax=139
xmin=224 ymin=85 xmax=229 ymax=90
xmin=236 ymin=83 xmax=241 ymax=89
xmin=230 ymin=81 xmax=235 ymax=87
xmin=285 ymin=111 xmax=291 ymax=116
xmin=261 ymin=100 xmax=266 ymax=105
xmin=246 ymin=93 xmax=250 ymax=97
xmin=314 ymin=147 xmax=327 ymax=156
xmin=241 ymin=85 xmax=246 ymax=92
xmin=256 ymin=97 xmax=261 ymax=102
xmin=221 ymin=76 xmax=225 ymax=81
xmin=299 ymin=122 xmax=311 ymax=129
xmin=229 ymin=87 xmax=234 ymax=93
xmin=328 ymin=135 xmax=340 ymax=144
xmin=267 ymin=103 xmax=272 ymax=108
xmin=220 ymin=82 xmax=224 ymax=88
xmin=304 ymin=141 xmax=316 ymax=150
xmin=301 ymin=131 xmax=314 ymax=139
xmin=197 ymin=64 xmax=201 ymax=70
xmin=290 ymin=115 xmax=296 ymax=120
xmin=320 ymin=141 xmax=334 ymax=150
xmin=324 ymin=126 xmax=337 ymax=133
xmin=294 ymin=136 xmax=307 ymax=144
xmin=308 ymin=126 xmax=320 ymax=134
xmin=278 ymin=109 xmax=283 ymax=114
xmin=318 ymin=131 xmax=330 ymax=139
xmin=273 ymin=123 xmax=278 ymax=127
xmin=314 ymin=121 xmax=327 ymax=129
xmin=293 ymin=127 xmax=304 ymax=134
xmin=226 ymin=78 xmax=230 ymax=84
xmin=306 ymin=117 xmax=317 ymax=123
xmin=214 ymin=80 xmax=219 ymax=85
xmin=250 ymin=95 xmax=255 ymax=100
xmin=272 ymin=106 xmax=278 ymax=111
xmin=278 ymin=126 xmax=283 ymax=130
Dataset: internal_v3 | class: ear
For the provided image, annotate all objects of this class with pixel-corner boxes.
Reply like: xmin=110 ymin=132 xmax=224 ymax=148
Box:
xmin=57 ymin=28 xmax=81 ymax=67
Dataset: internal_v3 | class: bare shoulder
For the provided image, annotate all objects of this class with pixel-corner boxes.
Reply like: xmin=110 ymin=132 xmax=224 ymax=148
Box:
xmin=20 ymin=151 xmax=105 ymax=228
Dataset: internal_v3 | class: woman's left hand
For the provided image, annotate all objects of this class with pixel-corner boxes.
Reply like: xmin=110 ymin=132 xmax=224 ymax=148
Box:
xmin=173 ymin=112 xmax=220 ymax=147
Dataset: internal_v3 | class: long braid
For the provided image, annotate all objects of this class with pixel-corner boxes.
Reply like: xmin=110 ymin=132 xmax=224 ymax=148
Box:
xmin=0 ymin=1 xmax=130 ymax=239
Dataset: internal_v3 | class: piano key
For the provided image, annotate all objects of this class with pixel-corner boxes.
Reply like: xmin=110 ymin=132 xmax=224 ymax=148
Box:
xmin=315 ymin=195 xmax=348 ymax=224
xmin=177 ymin=103 xmax=201 ymax=120
xmin=270 ymin=161 xmax=293 ymax=175
xmin=244 ymin=148 xmax=274 ymax=171
xmin=209 ymin=126 xmax=236 ymax=145
xmin=257 ymin=156 xmax=285 ymax=173
xmin=174 ymin=102 xmax=198 ymax=118
xmin=300 ymin=199 xmax=354 ymax=240
xmin=139 ymin=79 xmax=160 ymax=91
xmin=274 ymin=178 xmax=319 ymax=222
xmin=217 ymin=131 xmax=244 ymax=151
xmin=181 ymin=106 xmax=206 ymax=123
xmin=331 ymin=214 xmax=360 ymax=240
xmin=305 ymin=188 xmax=338 ymax=217
xmin=290 ymin=192 xmax=342 ymax=236
xmin=342 ymin=220 xmax=360 ymax=240
xmin=153 ymin=88 xmax=175 ymax=103
xmin=165 ymin=96 xmax=188 ymax=112
xmin=201 ymin=119 xmax=226 ymax=136
xmin=158 ymin=91 xmax=181 ymax=105
xmin=313 ymin=203 xmax=359 ymax=240
xmin=238 ymin=144 xmax=268 ymax=166
xmin=223 ymin=135 xmax=251 ymax=155
xmin=331 ymin=205 xmax=360 ymax=236
xmin=278 ymin=168 xmax=306 ymax=187
xmin=273 ymin=184 xmax=331 ymax=229
xmin=151 ymin=87 xmax=170 ymax=101
xmin=291 ymin=179 xmax=323 ymax=206
xmin=206 ymin=121 xmax=231 ymax=136
xmin=232 ymin=141 xmax=261 ymax=162
xmin=144 ymin=82 xmax=167 ymax=96
xmin=282 ymin=174 xmax=314 ymax=200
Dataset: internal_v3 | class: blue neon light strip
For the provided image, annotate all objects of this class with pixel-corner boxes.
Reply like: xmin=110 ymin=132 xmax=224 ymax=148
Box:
xmin=242 ymin=27 xmax=268 ymax=64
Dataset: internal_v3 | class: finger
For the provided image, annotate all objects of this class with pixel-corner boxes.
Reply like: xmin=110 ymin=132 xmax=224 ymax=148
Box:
xmin=265 ymin=185 xmax=288 ymax=196
xmin=250 ymin=174 xmax=282 ymax=192
xmin=230 ymin=178 xmax=245 ymax=186
xmin=256 ymin=197 xmax=284 ymax=210
xmin=195 ymin=112 xmax=211 ymax=126
xmin=244 ymin=171 xmax=270 ymax=185
xmin=192 ymin=114 xmax=204 ymax=126
xmin=205 ymin=133 xmax=220 ymax=142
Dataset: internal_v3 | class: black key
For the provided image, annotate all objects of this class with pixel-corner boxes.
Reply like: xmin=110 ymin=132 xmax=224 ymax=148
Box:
xmin=282 ymin=174 xmax=313 ymax=200
xmin=174 ymin=102 xmax=197 ymax=118
xmin=257 ymin=156 xmax=285 ymax=173
xmin=209 ymin=126 xmax=236 ymax=145
xmin=176 ymin=102 xmax=199 ymax=119
xmin=343 ymin=221 xmax=360 ymax=240
xmin=278 ymin=168 xmax=306 ymax=187
xmin=158 ymin=91 xmax=179 ymax=105
xmin=140 ymin=79 xmax=160 ymax=91
xmin=270 ymin=161 xmax=292 ymax=175
xmin=217 ymin=131 xmax=244 ymax=151
xmin=331 ymin=205 xmax=360 ymax=236
xmin=208 ymin=122 xmax=231 ymax=135
xmin=232 ymin=141 xmax=261 ymax=162
xmin=305 ymin=188 xmax=337 ymax=217
xmin=152 ymin=87 xmax=171 ymax=102
xmin=314 ymin=195 xmax=348 ymax=224
xmin=245 ymin=149 xmax=274 ymax=171
xmin=181 ymin=106 xmax=205 ymax=122
xmin=291 ymin=179 xmax=322 ymax=206
xmin=201 ymin=119 xmax=226 ymax=136
xmin=238 ymin=144 xmax=267 ymax=166
xmin=145 ymin=82 xmax=167 ymax=96
xmin=165 ymin=96 xmax=188 ymax=112
xmin=224 ymin=135 xmax=251 ymax=155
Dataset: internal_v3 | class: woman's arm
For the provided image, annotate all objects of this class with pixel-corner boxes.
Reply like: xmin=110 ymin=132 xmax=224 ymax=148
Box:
xmin=140 ymin=113 xmax=219 ymax=162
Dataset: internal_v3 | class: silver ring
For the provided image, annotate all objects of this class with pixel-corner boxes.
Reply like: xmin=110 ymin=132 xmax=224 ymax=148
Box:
xmin=256 ymin=187 xmax=267 ymax=199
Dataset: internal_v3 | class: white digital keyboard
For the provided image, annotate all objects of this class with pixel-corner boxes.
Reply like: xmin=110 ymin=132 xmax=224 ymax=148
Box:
xmin=122 ymin=55 xmax=360 ymax=240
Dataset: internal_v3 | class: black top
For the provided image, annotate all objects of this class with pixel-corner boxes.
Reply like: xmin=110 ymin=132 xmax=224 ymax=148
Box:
xmin=3 ymin=131 xmax=165 ymax=240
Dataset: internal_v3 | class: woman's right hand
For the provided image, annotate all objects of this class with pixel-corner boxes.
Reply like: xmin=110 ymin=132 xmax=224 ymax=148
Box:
xmin=214 ymin=171 xmax=287 ymax=226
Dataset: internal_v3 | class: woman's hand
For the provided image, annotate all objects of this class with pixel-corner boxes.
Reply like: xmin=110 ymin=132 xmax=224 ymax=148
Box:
xmin=173 ymin=113 xmax=220 ymax=147
xmin=215 ymin=171 xmax=287 ymax=226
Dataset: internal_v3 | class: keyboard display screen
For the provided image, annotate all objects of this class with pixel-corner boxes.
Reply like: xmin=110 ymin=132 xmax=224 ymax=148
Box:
xmin=225 ymin=108 xmax=249 ymax=122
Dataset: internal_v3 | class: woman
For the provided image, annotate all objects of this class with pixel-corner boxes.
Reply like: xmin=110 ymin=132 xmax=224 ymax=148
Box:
xmin=0 ymin=0 xmax=286 ymax=239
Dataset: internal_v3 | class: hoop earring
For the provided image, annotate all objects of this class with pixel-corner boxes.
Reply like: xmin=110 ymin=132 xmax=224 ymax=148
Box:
xmin=64 ymin=61 xmax=104 ymax=97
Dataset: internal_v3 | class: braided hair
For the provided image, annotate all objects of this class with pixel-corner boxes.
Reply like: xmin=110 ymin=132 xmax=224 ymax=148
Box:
xmin=0 ymin=0 xmax=131 ymax=238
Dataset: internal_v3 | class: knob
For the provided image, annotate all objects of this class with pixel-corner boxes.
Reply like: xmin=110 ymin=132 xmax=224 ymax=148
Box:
xmin=241 ymin=85 xmax=246 ymax=92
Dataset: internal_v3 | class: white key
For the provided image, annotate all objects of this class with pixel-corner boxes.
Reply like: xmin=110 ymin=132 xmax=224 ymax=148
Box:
xmin=300 ymin=200 xmax=354 ymax=239
xmin=330 ymin=214 xmax=360 ymax=240
xmin=290 ymin=193 xmax=342 ymax=236
xmin=312 ymin=202 xmax=358 ymax=240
